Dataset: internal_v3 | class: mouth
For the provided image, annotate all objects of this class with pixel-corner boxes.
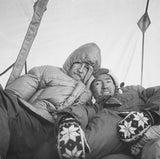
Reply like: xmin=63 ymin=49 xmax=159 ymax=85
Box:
xmin=103 ymin=89 xmax=111 ymax=95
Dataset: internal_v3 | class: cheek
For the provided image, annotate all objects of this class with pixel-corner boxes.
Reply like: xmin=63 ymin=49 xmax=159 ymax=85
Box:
xmin=96 ymin=87 xmax=102 ymax=95
xmin=92 ymin=87 xmax=99 ymax=95
xmin=110 ymin=85 xmax=115 ymax=93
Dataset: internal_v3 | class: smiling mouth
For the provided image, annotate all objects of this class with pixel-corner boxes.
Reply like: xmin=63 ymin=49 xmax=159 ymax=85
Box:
xmin=103 ymin=90 xmax=110 ymax=94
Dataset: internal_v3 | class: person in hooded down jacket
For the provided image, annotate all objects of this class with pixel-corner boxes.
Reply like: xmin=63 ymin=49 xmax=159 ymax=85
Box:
xmin=6 ymin=42 xmax=101 ymax=124
xmin=84 ymin=68 xmax=160 ymax=159
xmin=0 ymin=42 xmax=101 ymax=159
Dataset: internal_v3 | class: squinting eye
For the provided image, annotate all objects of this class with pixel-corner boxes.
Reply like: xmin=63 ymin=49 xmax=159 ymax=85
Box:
xmin=95 ymin=82 xmax=100 ymax=86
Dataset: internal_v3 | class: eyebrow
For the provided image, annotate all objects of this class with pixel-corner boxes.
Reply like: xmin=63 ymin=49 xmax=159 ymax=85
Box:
xmin=92 ymin=80 xmax=100 ymax=85
xmin=104 ymin=77 xmax=112 ymax=80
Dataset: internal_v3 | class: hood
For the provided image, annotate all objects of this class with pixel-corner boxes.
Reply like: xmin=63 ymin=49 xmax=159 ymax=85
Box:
xmin=63 ymin=42 xmax=101 ymax=74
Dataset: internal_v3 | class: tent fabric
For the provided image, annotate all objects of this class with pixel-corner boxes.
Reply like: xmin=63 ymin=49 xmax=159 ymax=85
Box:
xmin=6 ymin=0 xmax=49 ymax=86
xmin=0 ymin=0 xmax=160 ymax=88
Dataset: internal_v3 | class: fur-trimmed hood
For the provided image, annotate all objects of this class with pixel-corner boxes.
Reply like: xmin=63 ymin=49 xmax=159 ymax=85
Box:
xmin=63 ymin=43 xmax=101 ymax=74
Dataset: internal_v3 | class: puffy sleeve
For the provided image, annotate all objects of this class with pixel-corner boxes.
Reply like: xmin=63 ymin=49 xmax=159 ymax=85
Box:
xmin=5 ymin=65 xmax=57 ymax=101
xmin=5 ymin=67 xmax=41 ymax=100
xmin=140 ymin=86 xmax=160 ymax=123
xmin=85 ymin=109 xmax=127 ymax=159
xmin=74 ymin=87 xmax=92 ymax=105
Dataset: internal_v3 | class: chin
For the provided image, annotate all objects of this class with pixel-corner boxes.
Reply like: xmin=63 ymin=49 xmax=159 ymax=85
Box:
xmin=103 ymin=94 xmax=111 ymax=99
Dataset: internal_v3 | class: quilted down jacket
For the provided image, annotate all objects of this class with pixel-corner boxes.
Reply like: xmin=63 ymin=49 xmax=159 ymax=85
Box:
xmin=5 ymin=43 xmax=101 ymax=123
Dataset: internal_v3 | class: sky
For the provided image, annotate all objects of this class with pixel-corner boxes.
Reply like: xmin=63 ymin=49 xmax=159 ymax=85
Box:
xmin=0 ymin=0 xmax=160 ymax=88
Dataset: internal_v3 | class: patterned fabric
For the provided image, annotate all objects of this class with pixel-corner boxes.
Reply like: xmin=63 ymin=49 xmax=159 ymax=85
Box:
xmin=57 ymin=116 xmax=90 ymax=159
xmin=117 ymin=111 xmax=152 ymax=142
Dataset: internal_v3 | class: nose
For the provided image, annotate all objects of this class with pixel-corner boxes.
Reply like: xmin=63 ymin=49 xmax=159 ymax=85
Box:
xmin=78 ymin=63 xmax=85 ymax=73
xmin=102 ymin=82 xmax=108 ymax=89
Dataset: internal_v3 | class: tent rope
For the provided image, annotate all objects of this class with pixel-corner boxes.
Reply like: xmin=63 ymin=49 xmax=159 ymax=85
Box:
xmin=0 ymin=63 xmax=14 ymax=76
xmin=0 ymin=61 xmax=28 ymax=77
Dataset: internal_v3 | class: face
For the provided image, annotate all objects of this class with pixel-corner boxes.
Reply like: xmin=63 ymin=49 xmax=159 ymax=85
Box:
xmin=92 ymin=74 xmax=116 ymax=100
xmin=69 ymin=62 xmax=89 ymax=81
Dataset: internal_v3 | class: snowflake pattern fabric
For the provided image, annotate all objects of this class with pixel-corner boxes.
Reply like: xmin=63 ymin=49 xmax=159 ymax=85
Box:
xmin=57 ymin=117 xmax=86 ymax=159
xmin=117 ymin=111 xmax=152 ymax=142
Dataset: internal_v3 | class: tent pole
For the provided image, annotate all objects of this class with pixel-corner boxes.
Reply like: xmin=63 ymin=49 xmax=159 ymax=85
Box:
xmin=137 ymin=0 xmax=150 ymax=86
xmin=141 ymin=32 xmax=145 ymax=86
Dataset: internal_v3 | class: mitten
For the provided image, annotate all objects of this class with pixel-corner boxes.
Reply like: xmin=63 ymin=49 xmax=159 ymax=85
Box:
xmin=117 ymin=111 xmax=153 ymax=142
xmin=57 ymin=115 xmax=90 ymax=159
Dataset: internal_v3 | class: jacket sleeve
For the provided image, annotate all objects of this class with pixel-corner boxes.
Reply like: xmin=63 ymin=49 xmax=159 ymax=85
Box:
xmin=140 ymin=86 xmax=160 ymax=124
xmin=57 ymin=103 xmax=97 ymax=130
xmin=5 ymin=68 xmax=40 ymax=100
xmin=73 ymin=87 xmax=92 ymax=106
xmin=5 ymin=65 xmax=59 ymax=101
xmin=141 ymin=138 xmax=160 ymax=159
xmin=85 ymin=109 xmax=128 ymax=159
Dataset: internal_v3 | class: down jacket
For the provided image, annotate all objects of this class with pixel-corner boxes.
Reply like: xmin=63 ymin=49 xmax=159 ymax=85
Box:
xmin=85 ymin=85 xmax=160 ymax=159
xmin=5 ymin=43 xmax=101 ymax=123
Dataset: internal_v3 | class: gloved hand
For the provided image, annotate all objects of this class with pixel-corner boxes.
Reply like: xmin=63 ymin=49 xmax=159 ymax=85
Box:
xmin=117 ymin=111 xmax=153 ymax=142
xmin=131 ymin=125 xmax=160 ymax=156
xmin=57 ymin=115 xmax=90 ymax=159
